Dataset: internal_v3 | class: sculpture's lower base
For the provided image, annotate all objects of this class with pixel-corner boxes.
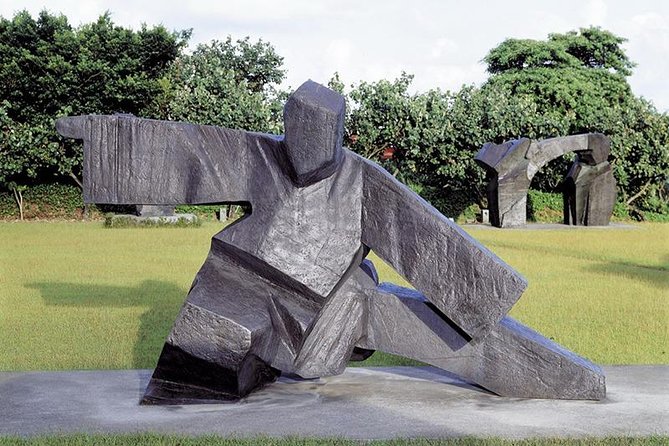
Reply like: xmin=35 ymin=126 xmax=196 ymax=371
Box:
xmin=141 ymin=344 xmax=279 ymax=405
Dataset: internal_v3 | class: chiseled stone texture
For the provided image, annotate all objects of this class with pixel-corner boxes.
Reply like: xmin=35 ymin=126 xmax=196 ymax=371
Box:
xmin=563 ymin=159 xmax=616 ymax=226
xmin=475 ymin=133 xmax=616 ymax=227
xmin=56 ymin=80 xmax=605 ymax=404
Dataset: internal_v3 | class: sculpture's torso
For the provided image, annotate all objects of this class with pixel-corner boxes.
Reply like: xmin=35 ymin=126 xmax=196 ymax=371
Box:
xmin=214 ymin=148 xmax=364 ymax=298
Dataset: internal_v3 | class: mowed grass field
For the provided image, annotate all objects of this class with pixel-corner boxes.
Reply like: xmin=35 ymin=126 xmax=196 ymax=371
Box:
xmin=0 ymin=221 xmax=667 ymax=371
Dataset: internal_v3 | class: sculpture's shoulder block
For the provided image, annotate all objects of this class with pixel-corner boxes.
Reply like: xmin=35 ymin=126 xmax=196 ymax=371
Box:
xmin=355 ymin=153 xmax=527 ymax=340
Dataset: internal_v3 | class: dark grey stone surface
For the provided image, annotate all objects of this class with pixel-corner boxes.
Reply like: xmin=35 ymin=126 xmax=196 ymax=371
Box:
xmin=563 ymin=158 xmax=616 ymax=226
xmin=362 ymin=284 xmax=604 ymax=400
xmin=282 ymin=80 xmax=346 ymax=187
xmin=360 ymin=157 xmax=527 ymax=338
xmin=475 ymin=134 xmax=617 ymax=227
xmin=475 ymin=139 xmax=532 ymax=228
xmin=56 ymin=81 xmax=605 ymax=405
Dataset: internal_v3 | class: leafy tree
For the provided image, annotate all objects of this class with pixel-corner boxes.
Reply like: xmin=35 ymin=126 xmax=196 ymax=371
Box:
xmin=345 ymin=73 xmax=415 ymax=169
xmin=150 ymin=37 xmax=286 ymax=133
xmin=0 ymin=10 xmax=189 ymax=123
xmin=341 ymin=73 xmax=578 ymax=217
xmin=599 ymin=97 xmax=669 ymax=218
xmin=0 ymin=9 xmax=189 ymax=194
xmin=485 ymin=28 xmax=634 ymax=75
xmin=0 ymin=103 xmax=60 ymax=219
xmin=548 ymin=27 xmax=635 ymax=75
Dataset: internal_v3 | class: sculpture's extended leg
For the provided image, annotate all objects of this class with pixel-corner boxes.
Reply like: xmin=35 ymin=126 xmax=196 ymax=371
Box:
xmin=359 ymin=278 xmax=606 ymax=400
xmin=141 ymin=244 xmax=319 ymax=404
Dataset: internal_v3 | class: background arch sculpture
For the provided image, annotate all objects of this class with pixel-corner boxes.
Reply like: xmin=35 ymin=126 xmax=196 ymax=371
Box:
xmin=475 ymin=134 xmax=616 ymax=227
xmin=57 ymin=81 xmax=605 ymax=404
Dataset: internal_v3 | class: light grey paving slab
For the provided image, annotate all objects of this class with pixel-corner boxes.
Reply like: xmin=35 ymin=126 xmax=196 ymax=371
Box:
xmin=0 ymin=366 xmax=666 ymax=439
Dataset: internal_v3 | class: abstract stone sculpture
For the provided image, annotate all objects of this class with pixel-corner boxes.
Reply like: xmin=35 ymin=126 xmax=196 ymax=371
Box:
xmin=475 ymin=134 xmax=616 ymax=227
xmin=562 ymin=143 xmax=617 ymax=226
xmin=56 ymin=80 xmax=606 ymax=404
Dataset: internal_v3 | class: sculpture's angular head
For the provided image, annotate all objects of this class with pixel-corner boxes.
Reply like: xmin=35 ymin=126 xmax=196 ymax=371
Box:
xmin=282 ymin=80 xmax=345 ymax=187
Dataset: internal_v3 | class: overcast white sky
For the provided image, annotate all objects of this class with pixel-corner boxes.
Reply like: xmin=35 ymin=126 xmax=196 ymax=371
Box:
xmin=2 ymin=0 xmax=668 ymax=111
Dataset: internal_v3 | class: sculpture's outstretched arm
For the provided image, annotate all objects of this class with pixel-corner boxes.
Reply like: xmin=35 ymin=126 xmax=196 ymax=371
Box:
xmin=357 ymin=155 xmax=527 ymax=340
xmin=56 ymin=115 xmax=279 ymax=204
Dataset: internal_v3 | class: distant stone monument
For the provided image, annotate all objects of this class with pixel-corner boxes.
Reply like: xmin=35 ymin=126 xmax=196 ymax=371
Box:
xmin=135 ymin=205 xmax=175 ymax=218
xmin=475 ymin=134 xmax=616 ymax=227
xmin=57 ymin=81 xmax=605 ymax=404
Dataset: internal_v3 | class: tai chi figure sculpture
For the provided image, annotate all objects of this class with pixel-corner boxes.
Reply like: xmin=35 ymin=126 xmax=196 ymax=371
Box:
xmin=57 ymin=81 xmax=605 ymax=404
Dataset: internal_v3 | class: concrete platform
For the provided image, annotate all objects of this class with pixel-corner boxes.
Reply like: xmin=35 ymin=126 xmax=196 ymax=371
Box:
xmin=1 ymin=366 xmax=667 ymax=439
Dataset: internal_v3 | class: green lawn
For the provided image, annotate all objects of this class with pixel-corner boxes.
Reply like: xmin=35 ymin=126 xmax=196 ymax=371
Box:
xmin=0 ymin=221 xmax=667 ymax=371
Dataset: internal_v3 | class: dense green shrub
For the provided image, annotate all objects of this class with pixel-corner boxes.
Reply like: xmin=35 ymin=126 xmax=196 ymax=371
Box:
xmin=0 ymin=10 xmax=189 ymax=193
xmin=0 ymin=183 xmax=85 ymax=219
xmin=0 ymin=184 xmax=257 ymax=221
xmin=456 ymin=203 xmax=481 ymax=224
xmin=526 ymin=190 xmax=564 ymax=223
xmin=104 ymin=214 xmax=202 ymax=228
xmin=174 ymin=205 xmax=222 ymax=219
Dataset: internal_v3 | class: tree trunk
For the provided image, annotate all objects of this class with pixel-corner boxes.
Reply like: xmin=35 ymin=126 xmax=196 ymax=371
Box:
xmin=626 ymin=180 xmax=651 ymax=206
xmin=12 ymin=187 xmax=23 ymax=221
xmin=69 ymin=171 xmax=89 ymax=219
xmin=68 ymin=171 xmax=84 ymax=189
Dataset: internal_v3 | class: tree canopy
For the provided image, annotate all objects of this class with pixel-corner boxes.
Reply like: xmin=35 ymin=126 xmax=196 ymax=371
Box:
xmin=150 ymin=37 xmax=286 ymax=133
xmin=484 ymin=27 xmax=634 ymax=75
xmin=0 ymin=10 xmax=189 ymax=200
xmin=0 ymin=12 xmax=666 ymax=220
xmin=0 ymin=10 xmax=189 ymax=123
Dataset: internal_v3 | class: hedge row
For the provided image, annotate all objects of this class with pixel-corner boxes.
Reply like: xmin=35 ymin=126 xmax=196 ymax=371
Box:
xmin=0 ymin=184 xmax=247 ymax=221
xmin=0 ymin=184 xmax=86 ymax=219
xmin=0 ymin=184 xmax=638 ymax=223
